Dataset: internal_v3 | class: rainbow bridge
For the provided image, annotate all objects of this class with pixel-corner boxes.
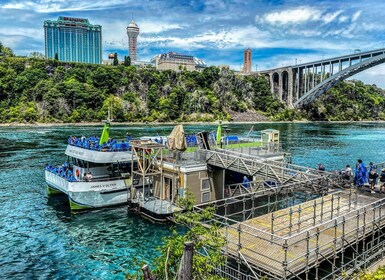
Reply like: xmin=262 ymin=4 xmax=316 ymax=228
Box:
xmin=258 ymin=48 xmax=385 ymax=108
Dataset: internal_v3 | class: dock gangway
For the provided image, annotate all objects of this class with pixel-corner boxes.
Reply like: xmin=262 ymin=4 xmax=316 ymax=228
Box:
xmin=199 ymin=148 xmax=342 ymax=193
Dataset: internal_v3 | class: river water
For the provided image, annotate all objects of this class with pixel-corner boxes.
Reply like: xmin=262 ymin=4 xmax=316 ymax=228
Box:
xmin=0 ymin=122 xmax=384 ymax=279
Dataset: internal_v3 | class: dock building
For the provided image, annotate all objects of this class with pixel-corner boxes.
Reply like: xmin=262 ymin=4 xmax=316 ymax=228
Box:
xmin=44 ymin=16 xmax=102 ymax=64
xmin=129 ymin=127 xmax=385 ymax=279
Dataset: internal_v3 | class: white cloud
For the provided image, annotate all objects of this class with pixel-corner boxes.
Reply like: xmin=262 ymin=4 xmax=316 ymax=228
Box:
xmin=260 ymin=6 xmax=322 ymax=25
xmin=98 ymin=19 xmax=185 ymax=52
xmin=351 ymin=11 xmax=362 ymax=22
xmin=140 ymin=25 xmax=273 ymax=50
xmin=323 ymin=11 xmax=343 ymax=24
xmin=339 ymin=15 xmax=349 ymax=23
xmin=1 ymin=0 xmax=134 ymax=13
xmin=0 ymin=27 xmax=42 ymax=39
xmin=140 ymin=21 xmax=184 ymax=34
xmin=258 ymin=6 xmax=362 ymax=28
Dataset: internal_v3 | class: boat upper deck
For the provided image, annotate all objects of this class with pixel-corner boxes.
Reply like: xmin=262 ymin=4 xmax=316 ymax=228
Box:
xmin=66 ymin=136 xmax=133 ymax=163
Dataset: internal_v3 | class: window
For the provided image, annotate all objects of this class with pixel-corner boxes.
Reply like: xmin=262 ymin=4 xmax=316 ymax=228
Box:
xmin=201 ymin=178 xmax=210 ymax=191
xmin=201 ymin=191 xmax=211 ymax=203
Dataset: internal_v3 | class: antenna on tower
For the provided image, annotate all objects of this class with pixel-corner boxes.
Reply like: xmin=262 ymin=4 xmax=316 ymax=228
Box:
xmin=131 ymin=12 xmax=133 ymax=21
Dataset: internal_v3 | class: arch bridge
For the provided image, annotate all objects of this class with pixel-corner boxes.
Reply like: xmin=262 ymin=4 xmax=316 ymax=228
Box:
xmin=258 ymin=48 xmax=385 ymax=108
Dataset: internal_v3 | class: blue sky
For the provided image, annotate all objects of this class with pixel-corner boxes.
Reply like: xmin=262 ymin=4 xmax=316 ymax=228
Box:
xmin=1 ymin=0 xmax=385 ymax=87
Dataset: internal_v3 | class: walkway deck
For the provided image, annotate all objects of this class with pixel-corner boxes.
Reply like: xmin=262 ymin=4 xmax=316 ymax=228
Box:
xmin=221 ymin=190 xmax=385 ymax=278
xmin=202 ymin=149 xmax=340 ymax=191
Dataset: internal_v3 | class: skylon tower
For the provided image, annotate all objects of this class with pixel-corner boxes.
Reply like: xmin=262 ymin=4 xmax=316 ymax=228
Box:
xmin=126 ymin=20 xmax=139 ymax=62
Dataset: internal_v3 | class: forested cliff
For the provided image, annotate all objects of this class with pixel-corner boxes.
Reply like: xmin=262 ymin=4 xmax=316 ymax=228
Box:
xmin=0 ymin=54 xmax=385 ymax=123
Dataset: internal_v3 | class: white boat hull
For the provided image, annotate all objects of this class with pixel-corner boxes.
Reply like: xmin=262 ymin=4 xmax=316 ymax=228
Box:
xmin=45 ymin=171 xmax=130 ymax=210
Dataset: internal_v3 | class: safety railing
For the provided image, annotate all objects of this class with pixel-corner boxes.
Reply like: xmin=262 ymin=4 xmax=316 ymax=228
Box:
xmin=196 ymin=188 xmax=385 ymax=279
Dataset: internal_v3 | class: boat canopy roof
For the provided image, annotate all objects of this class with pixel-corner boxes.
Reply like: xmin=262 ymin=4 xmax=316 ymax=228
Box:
xmin=65 ymin=145 xmax=132 ymax=163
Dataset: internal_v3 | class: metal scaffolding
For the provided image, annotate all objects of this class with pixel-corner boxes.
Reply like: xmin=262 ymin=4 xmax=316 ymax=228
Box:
xmin=195 ymin=185 xmax=385 ymax=279
xmin=130 ymin=140 xmax=164 ymax=208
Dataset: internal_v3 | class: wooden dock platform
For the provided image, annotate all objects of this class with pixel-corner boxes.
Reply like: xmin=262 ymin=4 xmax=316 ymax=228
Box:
xmin=221 ymin=190 xmax=385 ymax=278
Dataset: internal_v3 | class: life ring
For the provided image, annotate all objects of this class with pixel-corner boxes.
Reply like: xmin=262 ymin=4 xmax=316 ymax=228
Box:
xmin=75 ymin=169 xmax=80 ymax=177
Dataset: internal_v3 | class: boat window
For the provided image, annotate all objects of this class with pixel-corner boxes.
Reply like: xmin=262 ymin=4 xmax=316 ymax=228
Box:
xmin=88 ymin=162 xmax=109 ymax=168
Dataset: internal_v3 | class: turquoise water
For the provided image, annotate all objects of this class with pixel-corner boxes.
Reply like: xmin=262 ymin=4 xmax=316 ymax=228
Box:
xmin=0 ymin=122 xmax=384 ymax=279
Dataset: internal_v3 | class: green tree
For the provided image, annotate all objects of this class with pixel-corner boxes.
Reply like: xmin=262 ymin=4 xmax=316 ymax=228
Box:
xmin=152 ymin=192 xmax=226 ymax=280
xmin=124 ymin=56 xmax=131 ymax=66
xmin=98 ymin=95 xmax=125 ymax=121
xmin=29 ymin=52 xmax=45 ymax=59
xmin=113 ymin=52 xmax=119 ymax=66
xmin=54 ymin=53 xmax=59 ymax=60
xmin=354 ymin=265 xmax=385 ymax=279
xmin=0 ymin=42 xmax=14 ymax=57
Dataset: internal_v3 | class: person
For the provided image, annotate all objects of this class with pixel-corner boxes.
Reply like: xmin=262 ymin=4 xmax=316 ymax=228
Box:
xmin=379 ymin=168 xmax=385 ymax=193
xmin=369 ymin=162 xmax=377 ymax=172
xmin=368 ymin=169 xmax=379 ymax=193
xmin=242 ymin=176 xmax=250 ymax=188
xmin=341 ymin=165 xmax=353 ymax=181
xmin=318 ymin=163 xmax=325 ymax=171
xmin=84 ymin=172 xmax=93 ymax=182
xmin=354 ymin=163 xmax=360 ymax=186
xmin=357 ymin=159 xmax=367 ymax=186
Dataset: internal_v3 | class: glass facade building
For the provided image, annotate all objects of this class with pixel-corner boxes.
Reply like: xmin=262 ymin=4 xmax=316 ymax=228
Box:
xmin=44 ymin=17 xmax=102 ymax=64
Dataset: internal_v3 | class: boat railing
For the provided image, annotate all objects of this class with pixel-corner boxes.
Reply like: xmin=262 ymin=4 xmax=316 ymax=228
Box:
xmin=46 ymin=168 xmax=134 ymax=183
xmin=45 ymin=165 xmax=77 ymax=182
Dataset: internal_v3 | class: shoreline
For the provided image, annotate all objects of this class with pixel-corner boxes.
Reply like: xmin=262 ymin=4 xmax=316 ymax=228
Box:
xmin=1 ymin=120 xmax=385 ymax=127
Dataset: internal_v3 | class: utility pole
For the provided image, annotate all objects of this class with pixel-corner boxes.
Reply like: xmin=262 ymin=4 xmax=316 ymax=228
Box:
xmin=177 ymin=242 xmax=194 ymax=280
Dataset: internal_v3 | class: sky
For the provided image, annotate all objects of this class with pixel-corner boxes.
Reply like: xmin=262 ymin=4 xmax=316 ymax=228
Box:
xmin=1 ymin=0 xmax=385 ymax=87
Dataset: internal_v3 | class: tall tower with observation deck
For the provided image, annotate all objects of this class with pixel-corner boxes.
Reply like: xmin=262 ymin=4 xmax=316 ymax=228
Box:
xmin=126 ymin=20 xmax=139 ymax=62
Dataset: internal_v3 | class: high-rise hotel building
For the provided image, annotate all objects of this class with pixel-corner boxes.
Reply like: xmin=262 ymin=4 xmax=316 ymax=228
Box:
xmin=44 ymin=17 xmax=102 ymax=64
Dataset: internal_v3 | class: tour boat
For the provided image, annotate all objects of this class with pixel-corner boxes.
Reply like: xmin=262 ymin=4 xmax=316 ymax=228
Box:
xmin=45 ymin=122 xmax=141 ymax=211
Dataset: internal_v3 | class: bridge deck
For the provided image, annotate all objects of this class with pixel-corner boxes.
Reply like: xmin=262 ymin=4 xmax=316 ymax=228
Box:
xmin=221 ymin=191 xmax=384 ymax=278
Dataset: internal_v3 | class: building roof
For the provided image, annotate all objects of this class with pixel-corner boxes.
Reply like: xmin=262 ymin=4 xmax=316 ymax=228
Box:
xmin=150 ymin=52 xmax=207 ymax=68
xmin=128 ymin=20 xmax=138 ymax=28
xmin=44 ymin=16 xmax=101 ymax=30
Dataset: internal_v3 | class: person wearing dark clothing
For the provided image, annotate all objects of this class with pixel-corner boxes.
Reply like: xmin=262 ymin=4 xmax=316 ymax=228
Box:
xmin=369 ymin=169 xmax=379 ymax=193
xmin=379 ymin=168 xmax=385 ymax=193
xmin=318 ymin=163 xmax=325 ymax=171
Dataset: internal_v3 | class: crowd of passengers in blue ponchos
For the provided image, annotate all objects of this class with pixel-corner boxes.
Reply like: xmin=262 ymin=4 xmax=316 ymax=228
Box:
xmin=337 ymin=159 xmax=385 ymax=193
xmin=45 ymin=162 xmax=77 ymax=182
xmin=67 ymin=135 xmax=131 ymax=151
